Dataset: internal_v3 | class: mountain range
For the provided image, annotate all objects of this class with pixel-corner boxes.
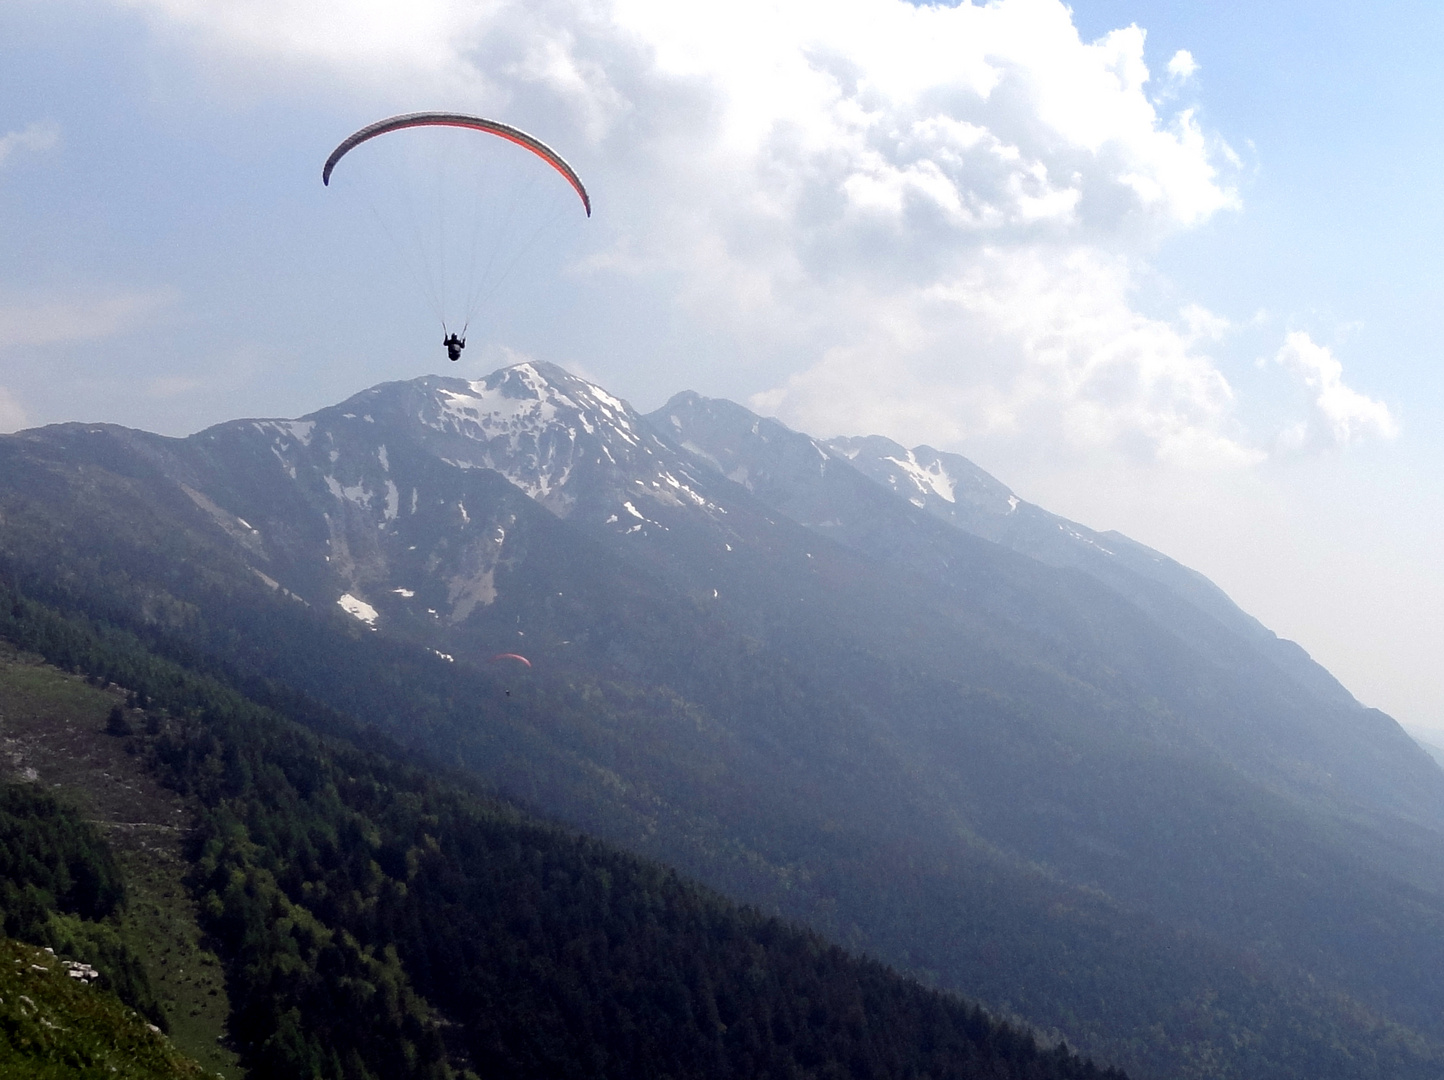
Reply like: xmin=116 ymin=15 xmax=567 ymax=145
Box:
xmin=3 ymin=361 xmax=1443 ymax=1079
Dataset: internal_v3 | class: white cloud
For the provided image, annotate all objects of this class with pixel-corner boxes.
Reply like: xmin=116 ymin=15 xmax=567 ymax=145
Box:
xmin=0 ymin=387 xmax=29 ymax=433
xmin=1271 ymin=331 xmax=1397 ymax=452
xmin=0 ymin=123 xmax=60 ymax=170
xmin=0 ymin=289 xmax=177 ymax=349
xmin=752 ymin=246 xmax=1261 ymax=469
xmin=1180 ymin=302 xmax=1230 ymax=343
xmin=113 ymin=0 xmax=1251 ymax=465
xmin=0 ymin=123 xmax=60 ymax=168
xmin=1167 ymin=49 xmax=1198 ymax=81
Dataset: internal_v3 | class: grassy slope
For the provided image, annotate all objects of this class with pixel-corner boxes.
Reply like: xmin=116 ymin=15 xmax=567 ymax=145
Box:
xmin=0 ymin=643 xmax=240 ymax=1078
xmin=0 ymin=937 xmax=208 ymax=1079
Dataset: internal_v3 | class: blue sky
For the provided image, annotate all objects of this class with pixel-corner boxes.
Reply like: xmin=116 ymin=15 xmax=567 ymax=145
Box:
xmin=2 ymin=0 xmax=1442 ymax=732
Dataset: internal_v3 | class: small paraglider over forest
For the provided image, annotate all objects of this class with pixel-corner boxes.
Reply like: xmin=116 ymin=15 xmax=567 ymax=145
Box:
xmin=489 ymin=652 xmax=532 ymax=668
xmin=322 ymin=112 xmax=590 ymax=363
xmin=489 ymin=651 xmax=532 ymax=697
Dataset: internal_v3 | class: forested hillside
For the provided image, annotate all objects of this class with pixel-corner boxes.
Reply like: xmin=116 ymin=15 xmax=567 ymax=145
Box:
xmin=4 ymin=365 xmax=1444 ymax=1078
xmin=0 ymin=581 xmax=1125 ymax=1080
xmin=0 ymin=782 xmax=162 ymax=1026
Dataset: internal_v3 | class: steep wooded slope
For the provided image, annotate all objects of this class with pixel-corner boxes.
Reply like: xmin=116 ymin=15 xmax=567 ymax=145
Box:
xmin=0 ymin=583 xmax=1127 ymax=1080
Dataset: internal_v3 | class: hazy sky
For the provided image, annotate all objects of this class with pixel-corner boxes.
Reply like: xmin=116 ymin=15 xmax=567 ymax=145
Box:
xmin=3 ymin=0 xmax=1442 ymax=731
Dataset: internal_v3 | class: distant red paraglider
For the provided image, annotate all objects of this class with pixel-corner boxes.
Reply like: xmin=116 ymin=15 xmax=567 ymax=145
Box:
xmin=489 ymin=652 xmax=532 ymax=668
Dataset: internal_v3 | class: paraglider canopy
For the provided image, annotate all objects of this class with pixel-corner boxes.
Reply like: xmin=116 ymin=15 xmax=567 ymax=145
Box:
xmin=320 ymin=111 xmax=590 ymax=346
xmin=322 ymin=112 xmax=590 ymax=216
xmin=489 ymin=652 xmax=532 ymax=668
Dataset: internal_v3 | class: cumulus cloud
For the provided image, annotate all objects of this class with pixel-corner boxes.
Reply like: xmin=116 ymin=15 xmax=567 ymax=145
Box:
xmin=1271 ymin=331 xmax=1397 ymax=452
xmin=0 ymin=123 xmax=60 ymax=169
xmin=115 ymin=0 xmax=1252 ymax=464
xmin=1167 ymin=50 xmax=1198 ymax=81
xmin=0 ymin=387 xmax=28 ymax=433
xmin=752 ymin=248 xmax=1261 ymax=468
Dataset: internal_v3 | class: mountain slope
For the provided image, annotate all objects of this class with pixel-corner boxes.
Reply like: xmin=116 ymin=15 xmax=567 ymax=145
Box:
xmin=0 ymin=581 xmax=1129 ymax=1080
xmin=826 ymin=434 xmax=1357 ymax=711
xmin=3 ymin=363 xmax=1444 ymax=1078
xmin=650 ymin=391 xmax=1437 ymax=824
xmin=0 ymin=938 xmax=207 ymax=1080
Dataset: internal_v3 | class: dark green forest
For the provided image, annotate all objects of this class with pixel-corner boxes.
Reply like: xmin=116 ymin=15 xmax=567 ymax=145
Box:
xmin=0 ymin=579 xmax=1125 ymax=1080
xmin=0 ymin=781 xmax=164 ymax=1027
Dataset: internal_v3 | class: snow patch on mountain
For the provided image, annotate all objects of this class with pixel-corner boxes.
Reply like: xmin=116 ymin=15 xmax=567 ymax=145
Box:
xmin=884 ymin=452 xmax=957 ymax=504
xmin=255 ymin=419 xmax=315 ymax=448
xmin=337 ymin=593 xmax=378 ymax=627
xmin=270 ymin=444 xmax=297 ymax=479
xmin=412 ymin=364 xmax=725 ymax=526
xmin=1060 ymin=522 xmax=1115 ymax=556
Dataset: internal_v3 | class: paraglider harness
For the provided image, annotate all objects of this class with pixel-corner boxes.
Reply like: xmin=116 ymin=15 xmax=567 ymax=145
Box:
xmin=443 ymin=330 xmax=466 ymax=362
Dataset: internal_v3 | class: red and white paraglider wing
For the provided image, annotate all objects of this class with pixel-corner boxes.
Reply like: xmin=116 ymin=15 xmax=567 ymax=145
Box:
xmin=322 ymin=112 xmax=590 ymax=216
xmin=489 ymin=652 xmax=533 ymax=668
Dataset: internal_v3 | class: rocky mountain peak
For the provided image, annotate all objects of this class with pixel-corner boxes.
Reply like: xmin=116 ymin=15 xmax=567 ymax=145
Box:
xmin=826 ymin=435 xmax=1018 ymax=519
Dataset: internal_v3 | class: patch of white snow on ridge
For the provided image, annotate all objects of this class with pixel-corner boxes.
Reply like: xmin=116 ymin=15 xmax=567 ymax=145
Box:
xmin=377 ymin=445 xmax=389 ymax=470
xmin=656 ymin=470 xmax=714 ymax=510
xmin=265 ymin=420 xmax=315 ymax=446
xmin=384 ymin=480 xmax=400 ymax=521
xmin=884 ymin=452 xmax=956 ymax=504
xmin=622 ymin=501 xmax=645 ymax=520
xmin=337 ymin=594 xmax=379 ymax=627
xmin=588 ymin=383 xmax=629 ymax=416
xmin=1007 ymin=495 xmax=1019 ymax=514
xmin=1059 ymin=523 xmax=1115 ymax=556
xmin=326 ymin=475 xmax=376 ymax=511
xmin=270 ymin=445 xmax=297 ymax=479
xmin=392 ymin=588 xmax=415 ymax=598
